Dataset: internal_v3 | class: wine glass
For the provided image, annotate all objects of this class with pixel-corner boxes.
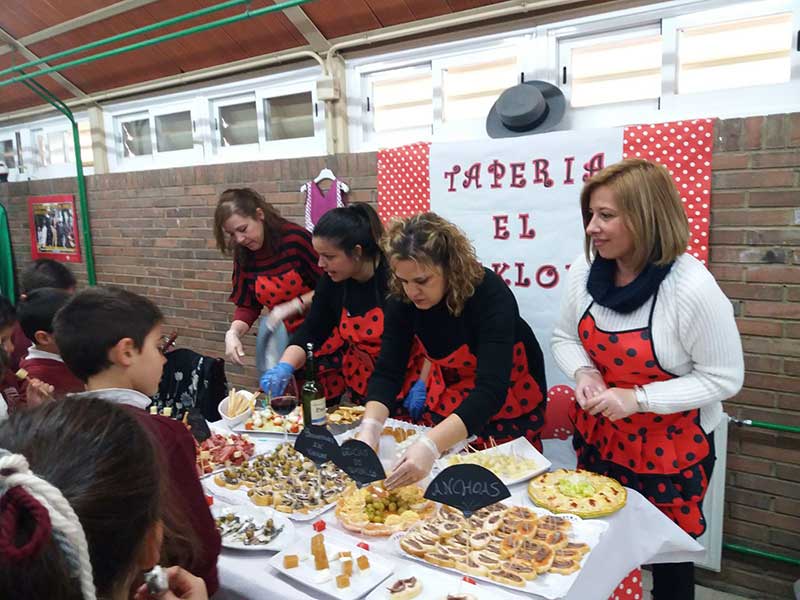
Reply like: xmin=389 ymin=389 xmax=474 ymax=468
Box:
xmin=269 ymin=375 xmax=299 ymax=445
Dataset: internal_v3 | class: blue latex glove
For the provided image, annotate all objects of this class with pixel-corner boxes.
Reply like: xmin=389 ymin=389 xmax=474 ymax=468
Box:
xmin=403 ymin=379 xmax=427 ymax=420
xmin=259 ymin=362 xmax=294 ymax=398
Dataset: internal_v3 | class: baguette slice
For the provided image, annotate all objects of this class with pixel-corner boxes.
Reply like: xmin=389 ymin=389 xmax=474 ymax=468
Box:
xmin=399 ymin=536 xmax=427 ymax=558
xmin=507 ymin=559 xmax=538 ymax=581
xmin=454 ymin=556 xmax=488 ymax=577
xmin=422 ymin=551 xmax=455 ymax=568
xmin=488 ymin=568 xmax=527 ymax=588
xmin=549 ymin=557 xmax=581 ymax=575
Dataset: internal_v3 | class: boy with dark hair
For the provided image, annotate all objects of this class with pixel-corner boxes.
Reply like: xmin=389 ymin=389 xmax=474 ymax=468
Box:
xmin=9 ymin=259 xmax=77 ymax=376
xmin=16 ymin=287 xmax=84 ymax=403
xmin=20 ymin=258 xmax=77 ymax=293
xmin=53 ymin=286 xmax=221 ymax=594
xmin=0 ymin=296 xmax=16 ymax=419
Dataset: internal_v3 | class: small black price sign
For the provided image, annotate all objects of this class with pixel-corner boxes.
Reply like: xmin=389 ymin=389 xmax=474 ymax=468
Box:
xmin=294 ymin=425 xmax=341 ymax=465
xmin=424 ymin=464 xmax=510 ymax=518
xmin=335 ymin=439 xmax=386 ymax=486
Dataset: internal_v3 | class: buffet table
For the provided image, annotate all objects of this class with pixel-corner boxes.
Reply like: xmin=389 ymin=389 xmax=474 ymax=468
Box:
xmin=208 ymin=432 xmax=705 ymax=600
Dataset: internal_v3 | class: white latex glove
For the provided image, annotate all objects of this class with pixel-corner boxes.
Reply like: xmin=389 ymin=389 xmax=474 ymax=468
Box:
xmin=266 ymin=299 xmax=302 ymax=331
xmin=574 ymin=367 xmax=607 ymax=409
xmin=583 ymin=387 xmax=638 ymax=421
xmin=225 ymin=330 xmax=245 ymax=365
xmin=355 ymin=417 xmax=383 ymax=452
xmin=384 ymin=434 xmax=439 ymax=490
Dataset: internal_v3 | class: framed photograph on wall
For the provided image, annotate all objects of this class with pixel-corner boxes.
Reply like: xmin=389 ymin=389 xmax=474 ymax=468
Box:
xmin=28 ymin=195 xmax=82 ymax=263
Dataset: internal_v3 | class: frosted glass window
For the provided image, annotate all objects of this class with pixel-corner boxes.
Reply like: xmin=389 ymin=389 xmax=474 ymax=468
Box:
xmin=569 ymin=34 xmax=662 ymax=107
xmin=678 ymin=13 xmax=792 ymax=94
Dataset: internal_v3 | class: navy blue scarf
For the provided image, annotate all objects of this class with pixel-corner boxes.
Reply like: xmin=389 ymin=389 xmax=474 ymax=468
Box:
xmin=587 ymin=256 xmax=673 ymax=314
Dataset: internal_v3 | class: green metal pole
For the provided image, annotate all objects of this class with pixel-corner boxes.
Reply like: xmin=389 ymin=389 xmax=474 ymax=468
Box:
xmin=723 ymin=543 xmax=800 ymax=566
xmin=729 ymin=417 xmax=800 ymax=435
xmin=22 ymin=79 xmax=96 ymax=286
xmin=0 ymin=0 xmax=314 ymax=90
xmin=0 ymin=0 xmax=255 ymax=79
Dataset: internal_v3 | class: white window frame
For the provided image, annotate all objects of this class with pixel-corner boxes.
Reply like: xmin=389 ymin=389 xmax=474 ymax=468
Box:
xmin=209 ymin=92 xmax=260 ymax=159
xmin=660 ymin=0 xmax=800 ymax=119
xmin=434 ymin=44 xmax=526 ymax=139
xmin=152 ymin=103 xmax=203 ymax=159
xmin=360 ymin=63 xmax=434 ymax=148
xmin=115 ymin=109 xmax=154 ymax=163
xmin=349 ymin=33 xmax=532 ymax=151
xmin=22 ymin=114 xmax=95 ymax=180
xmin=0 ymin=133 xmax=20 ymax=180
xmin=556 ymin=24 xmax=663 ymax=128
xmin=256 ymin=80 xmax=325 ymax=158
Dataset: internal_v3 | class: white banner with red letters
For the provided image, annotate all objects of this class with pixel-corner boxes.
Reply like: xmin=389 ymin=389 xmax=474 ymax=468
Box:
xmin=377 ymin=120 xmax=715 ymax=438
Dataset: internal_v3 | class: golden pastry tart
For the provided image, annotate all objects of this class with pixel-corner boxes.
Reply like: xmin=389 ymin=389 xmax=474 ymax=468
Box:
xmin=528 ymin=469 xmax=627 ymax=518
xmin=335 ymin=482 xmax=437 ymax=536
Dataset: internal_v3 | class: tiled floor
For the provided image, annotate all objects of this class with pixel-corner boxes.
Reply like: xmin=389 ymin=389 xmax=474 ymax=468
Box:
xmin=640 ymin=570 xmax=750 ymax=600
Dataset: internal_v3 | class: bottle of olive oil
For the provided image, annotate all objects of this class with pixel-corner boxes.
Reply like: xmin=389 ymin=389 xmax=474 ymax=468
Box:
xmin=302 ymin=343 xmax=327 ymax=427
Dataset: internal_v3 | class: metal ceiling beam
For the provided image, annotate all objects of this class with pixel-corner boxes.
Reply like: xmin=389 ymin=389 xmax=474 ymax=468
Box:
xmin=0 ymin=0 xmax=161 ymax=57
xmin=278 ymin=3 xmax=330 ymax=52
xmin=0 ymin=27 xmax=90 ymax=101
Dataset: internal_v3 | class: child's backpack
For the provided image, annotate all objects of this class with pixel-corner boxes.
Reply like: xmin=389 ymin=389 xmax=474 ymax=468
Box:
xmin=153 ymin=348 xmax=227 ymax=422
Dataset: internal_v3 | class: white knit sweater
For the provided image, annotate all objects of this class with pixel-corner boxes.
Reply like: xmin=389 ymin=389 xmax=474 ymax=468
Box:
xmin=551 ymin=253 xmax=744 ymax=433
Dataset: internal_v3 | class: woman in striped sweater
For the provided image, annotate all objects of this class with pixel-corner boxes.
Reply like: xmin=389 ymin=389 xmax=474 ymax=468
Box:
xmin=552 ymin=159 xmax=743 ymax=600
xmin=214 ymin=188 xmax=322 ymax=366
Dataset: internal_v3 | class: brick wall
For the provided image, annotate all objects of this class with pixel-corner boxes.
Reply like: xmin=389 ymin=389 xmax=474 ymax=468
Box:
xmin=0 ymin=115 xmax=798 ymax=598
xmin=0 ymin=153 xmax=378 ymax=388
xmin=696 ymin=114 xmax=800 ymax=599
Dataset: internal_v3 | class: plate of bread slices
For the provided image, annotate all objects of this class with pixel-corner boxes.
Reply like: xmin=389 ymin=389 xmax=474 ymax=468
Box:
xmin=204 ymin=442 xmax=352 ymax=520
xmin=393 ymin=502 xmax=608 ymax=599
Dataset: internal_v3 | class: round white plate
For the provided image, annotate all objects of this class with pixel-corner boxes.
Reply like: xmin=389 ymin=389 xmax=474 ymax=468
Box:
xmin=212 ymin=503 xmax=295 ymax=552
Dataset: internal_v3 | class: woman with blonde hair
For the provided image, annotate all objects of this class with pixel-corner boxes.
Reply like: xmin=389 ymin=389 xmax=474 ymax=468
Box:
xmin=552 ymin=158 xmax=743 ymax=599
xmin=356 ymin=212 xmax=547 ymax=488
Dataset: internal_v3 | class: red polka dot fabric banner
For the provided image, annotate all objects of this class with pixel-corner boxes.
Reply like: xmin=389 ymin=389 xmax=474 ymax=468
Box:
xmin=377 ymin=141 xmax=431 ymax=223
xmin=623 ymin=119 xmax=715 ymax=265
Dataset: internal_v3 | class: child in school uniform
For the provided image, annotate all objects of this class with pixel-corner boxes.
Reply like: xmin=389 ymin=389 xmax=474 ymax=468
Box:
xmin=16 ymin=287 xmax=84 ymax=404
xmin=53 ymin=286 xmax=221 ymax=594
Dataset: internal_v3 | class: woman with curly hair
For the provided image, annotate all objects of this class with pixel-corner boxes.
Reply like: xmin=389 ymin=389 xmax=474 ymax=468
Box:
xmin=356 ymin=212 xmax=547 ymax=488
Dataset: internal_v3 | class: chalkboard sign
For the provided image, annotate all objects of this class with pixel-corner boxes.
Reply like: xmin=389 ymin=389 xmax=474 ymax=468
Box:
xmin=294 ymin=425 xmax=341 ymax=465
xmin=424 ymin=464 xmax=510 ymax=517
xmin=186 ymin=411 xmax=212 ymax=443
xmin=335 ymin=439 xmax=386 ymax=486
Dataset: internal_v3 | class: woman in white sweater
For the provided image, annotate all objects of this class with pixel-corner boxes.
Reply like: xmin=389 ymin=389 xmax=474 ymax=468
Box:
xmin=552 ymin=158 xmax=743 ymax=600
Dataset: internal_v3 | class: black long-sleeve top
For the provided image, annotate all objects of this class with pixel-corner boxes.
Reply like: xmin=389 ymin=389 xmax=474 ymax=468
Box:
xmin=367 ymin=267 xmax=547 ymax=436
xmin=290 ymin=260 xmax=389 ymax=350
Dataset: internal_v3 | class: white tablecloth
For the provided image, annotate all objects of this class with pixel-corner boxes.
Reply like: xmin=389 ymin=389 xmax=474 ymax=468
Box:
xmin=209 ymin=432 xmax=705 ymax=600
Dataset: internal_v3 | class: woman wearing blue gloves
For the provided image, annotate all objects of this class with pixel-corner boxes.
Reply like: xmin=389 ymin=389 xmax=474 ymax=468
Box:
xmin=260 ymin=204 xmax=423 ymax=404
xmin=356 ymin=213 xmax=548 ymax=489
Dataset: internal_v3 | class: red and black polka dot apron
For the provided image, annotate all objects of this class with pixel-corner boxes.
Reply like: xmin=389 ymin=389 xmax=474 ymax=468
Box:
xmin=394 ymin=340 xmax=546 ymax=451
xmin=254 ymin=268 xmax=313 ymax=334
xmin=317 ymin=307 xmax=384 ymax=402
xmin=572 ymin=293 xmax=715 ymax=537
